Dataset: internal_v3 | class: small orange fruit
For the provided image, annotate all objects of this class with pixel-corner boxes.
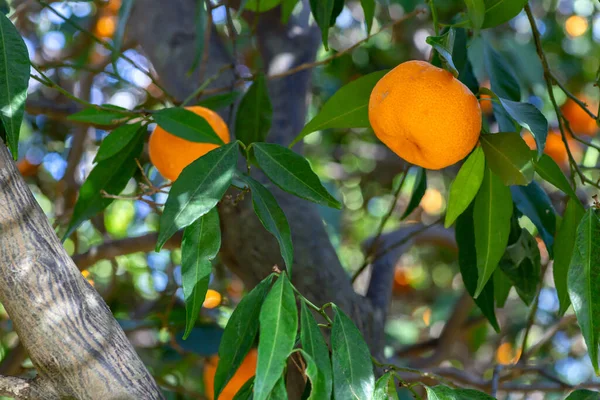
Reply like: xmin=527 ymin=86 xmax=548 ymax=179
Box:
xmin=480 ymin=81 xmax=493 ymax=115
xmin=204 ymin=348 xmax=257 ymax=400
xmin=523 ymin=130 xmax=582 ymax=168
xmin=16 ymin=159 xmax=39 ymax=177
xmin=149 ymin=106 xmax=230 ymax=181
xmin=203 ymin=289 xmax=222 ymax=309
xmin=95 ymin=15 xmax=116 ymax=38
xmin=107 ymin=0 xmax=121 ymax=13
xmin=369 ymin=60 xmax=482 ymax=170
xmin=561 ymin=96 xmax=599 ymax=136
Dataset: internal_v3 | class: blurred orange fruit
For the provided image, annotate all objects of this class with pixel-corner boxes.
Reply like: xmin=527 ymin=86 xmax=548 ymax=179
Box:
xmin=203 ymin=289 xmax=222 ymax=309
xmin=149 ymin=106 xmax=230 ymax=181
xmin=561 ymin=96 xmax=598 ymax=136
xmin=479 ymin=81 xmax=493 ymax=115
xmin=16 ymin=159 xmax=40 ymax=177
xmin=369 ymin=60 xmax=481 ymax=170
xmin=496 ymin=342 xmax=521 ymax=365
xmin=95 ymin=16 xmax=116 ymax=38
xmin=421 ymin=188 xmax=444 ymax=215
xmin=565 ymin=15 xmax=588 ymax=37
xmin=393 ymin=266 xmax=412 ymax=294
xmin=523 ymin=130 xmax=582 ymax=169
xmin=107 ymin=0 xmax=121 ymax=13
xmin=204 ymin=348 xmax=257 ymax=400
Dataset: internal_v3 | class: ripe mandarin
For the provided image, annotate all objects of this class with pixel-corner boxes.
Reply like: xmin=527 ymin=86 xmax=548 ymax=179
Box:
xmin=204 ymin=348 xmax=257 ymax=400
xmin=149 ymin=106 xmax=230 ymax=181
xmin=561 ymin=96 xmax=598 ymax=136
xmin=203 ymin=289 xmax=222 ymax=309
xmin=369 ymin=60 xmax=482 ymax=169
xmin=523 ymin=130 xmax=582 ymax=168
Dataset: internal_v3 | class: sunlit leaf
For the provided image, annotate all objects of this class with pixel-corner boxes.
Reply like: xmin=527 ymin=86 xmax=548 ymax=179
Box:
xmin=481 ymin=0 xmax=528 ymax=29
xmin=445 ymin=146 xmax=485 ymax=228
xmin=95 ymin=122 xmax=144 ymax=163
xmin=68 ymin=106 xmax=130 ymax=126
xmin=499 ymin=98 xmax=548 ymax=157
xmin=153 ymin=107 xmax=224 ymax=144
xmin=565 ymin=389 xmax=600 ymax=400
xmin=373 ymin=372 xmax=398 ymax=400
xmin=300 ymin=302 xmax=332 ymax=399
xmin=533 ymin=153 xmax=578 ymax=199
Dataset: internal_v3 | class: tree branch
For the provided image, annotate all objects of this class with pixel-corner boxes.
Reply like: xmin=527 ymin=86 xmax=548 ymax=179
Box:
xmin=0 ymin=375 xmax=32 ymax=399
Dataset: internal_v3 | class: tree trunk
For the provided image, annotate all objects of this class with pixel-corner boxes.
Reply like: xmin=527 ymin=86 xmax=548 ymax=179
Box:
xmin=0 ymin=143 xmax=163 ymax=399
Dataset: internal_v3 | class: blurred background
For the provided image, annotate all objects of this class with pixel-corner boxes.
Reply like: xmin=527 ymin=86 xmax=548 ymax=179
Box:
xmin=3 ymin=0 xmax=600 ymax=398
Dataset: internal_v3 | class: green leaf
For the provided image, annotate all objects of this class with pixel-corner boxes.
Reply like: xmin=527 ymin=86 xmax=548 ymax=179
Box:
xmin=270 ymin=376 xmax=288 ymax=399
xmin=533 ymin=153 xmax=578 ymax=199
xmin=157 ymin=142 xmax=238 ymax=250
xmin=360 ymin=0 xmax=375 ymax=34
xmin=281 ymin=0 xmax=298 ymax=23
xmin=112 ymin=0 xmax=134 ymax=62
xmin=499 ymin=98 xmax=548 ymax=157
xmin=498 ymin=228 xmax=540 ymax=305
xmin=68 ymin=106 xmax=129 ymax=126
xmin=309 ymin=0 xmax=335 ymax=49
xmin=329 ymin=0 xmax=345 ymax=26
xmin=555 ymin=199 xmax=585 ymax=315
xmin=568 ymin=209 xmax=600 ymax=374
xmin=445 ymin=146 xmax=485 ymax=228
xmin=0 ymin=13 xmax=29 ymax=159
xmin=465 ymin=0 xmax=485 ymax=29
xmin=214 ymin=275 xmax=274 ymax=399
xmin=241 ymin=175 xmax=294 ymax=273
xmin=153 ymin=107 xmax=224 ymax=144
xmin=494 ymin=269 xmax=512 ymax=308
xmin=291 ymin=70 xmax=388 ymax=146
xmin=473 ymin=167 xmax=513 ymax=297
xmin=456 ymin=204 xmax=500 ymax=331
xmin=565 ymin=389 xmax=600 ymax=400
xmin=483 ymin=41 xmax=520 ymax=101
xmin=0 ymin=1 xmax=9 ymax=15
xmin=242 ymin=0 xmax=281 ymax=13
xmin=64 ymin=128 xmax=144 ymax=239
xmin=298 ymin=350 xmax=328 ymax=400
xmin=189 ymin=0 xmax=208 ymax=72
xmin=511 ymin=182 xmax=556 ymax=257
xmin=373 ymin=372 xmax=398 ymax=400
xmin=232 ymin=377 xmax=255 ymax=400
xmin=481 ymin=0 xmax=528 ymax=29
xmin=452 ymin=28 xmax=479 ymax=94
xmin=331 ymin=305 xmax=375 ymax=400
xmin=236 ymin=74 xmax=272 ymax=146
xmin=426 ymin=31 xmax=458 ymax=77
xmin=95 ymin=122 xmax=143 ymax=163
xmin=253 ymin=143 xmax=341 ymax=209
xmin=426 ymin=385 xmax=496 ymax=399
xmin=197 ymin=92 xmax=241 ymax=110
xmin=255 ymin=272 xmax=298 ymax=400
xmin=300 ymin=302 xmax=332 ymax=399
xmin=181 ymin=208 xmax=220 ymax=339
xmin=480 ymin=132 xmax=534 ymax=186
xmin=401 ymin=167 xmax=427 ymax=220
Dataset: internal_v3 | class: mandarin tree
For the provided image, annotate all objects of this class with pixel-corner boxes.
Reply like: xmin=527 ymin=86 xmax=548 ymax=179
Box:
xmin=0 ymin=0 xmax=598 ymax=399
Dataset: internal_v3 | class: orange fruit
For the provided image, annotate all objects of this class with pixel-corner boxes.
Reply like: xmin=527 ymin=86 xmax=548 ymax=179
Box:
xmin=523 ymin=130 xmax=582 ymax=168
xmin=496 ymin=342 xmax=521 ymax=365
xmin=95 ymin=15 xmax=116 ymax=38
xmin=203 ymin=289 xmax=222 ymax=309
xmin=369 ymin=60 xmax=482 ymax=170
xmin=17 ymin=159 xmax=39 ymax=177
xmin=107 ymin=0 xmax=121 ymax=13
xmin=204 ymin=348 xmax=257 ymax=400
xmin=561 ymin=96 xmax=599 ymax=136
xmin=149 ymin=106 xmax=230 ymax=181
xmin=480 ymin=81 xmax=493 ymax=115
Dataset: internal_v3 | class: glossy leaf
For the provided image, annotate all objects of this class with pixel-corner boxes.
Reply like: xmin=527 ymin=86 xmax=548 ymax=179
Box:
xmin=426 ymin=385 xmax=496 ymax=399
xmin=555 ymin=199 xmax=585 ymax=315
xmin=494 ymin=269 xmax=512 ymax=308
xmin=331 ymin=305 xmax=375 ymax=400
xmin=473 ymin=167 xmax=513 ymax=297
xmin=0 ymin=13 xmax=29 ymax=159
xmin=241 ymin=175 xmax=293 ymax=273
xmin=95 ymin=122 xmax=143 ymax=163
xmin=300 ymin=302 xmax=332 ymax=399
xmin=483 ymin=41 xmax=520 ymax=101
xmin=291 ymin=70 xmax=388 ymax=146
xmin=568 ymin=209 xmax=600 ymax=374
xmin=373 ymin=372 xmax=398 ymax=400
xmin=565 ymin=389 xmax=600 ymax=400
xmin=309 ymin=0 xmax=334 ymax=49
xmin=255 ymin=273 xmax=298 ymax=400
xmin=65 ymin=129 xmax=144 ymax=239
xmin=236 ymin=74 xmax=272 ymax=146
xmin=465 ymin=0 xmax=485 ymax=29
xmin=498 ymin=228 xmax=540 ymax=305
xmin=401 ymin=167 xmax=427 ymax=220
xmin=499 ymin=98 xmax=548 ymax=157
xmin=214 ymin=275 xmax=274 ymax=399
xmin=533 ymin=153 xmax=578 ymax=199
xmin=253 ymin=143 xmax=341 ymax=209
xmin=511 ymin=182 xmax=556 ymax=257
xmin=68 ymin=106 xmax=129 ymax=126
xmin=153 ymin=107 xmax=224 ymax=144
xmin=270 ymin=376 xmax=288 ymax=399
xmin=112 ymin=0 xmax=134 ymax=62
xmin=360 ymin=0 xmax=375 ymax=34
xmin=232 ymin=377 xmax=255 ymax=400
xmin=299 ymin=350 xmax=328 ymax=400
xmin=456 ymin=204 xmax=500 ymax=331
xmin=445 ymin=146 xmax=485 ymax=228
xmin=157 ymin=142 xmax=238 ymax=250
xmin=426 ymin=31 xmax=458 ymax=77
xmin=481 ymin=0 xmax=528 ymax=29
xmin=181 ymin=208 xmax=220 ymax=339
xmin=197 ymin=92 xmax=241 ymax=110
xmin=480 ymin=132 xmax=534 ymax=186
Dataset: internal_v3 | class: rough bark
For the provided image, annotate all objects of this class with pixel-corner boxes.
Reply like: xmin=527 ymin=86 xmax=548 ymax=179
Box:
xmin=0 ymin=143 xmax=163 ymax=399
